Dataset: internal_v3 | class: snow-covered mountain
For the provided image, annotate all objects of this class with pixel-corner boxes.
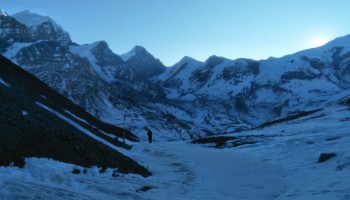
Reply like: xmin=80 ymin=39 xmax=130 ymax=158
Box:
xmin=122 ymin=45 xmax=166 ymax=78
xmin=0 ymin=55 xmax=150 ymax=176
xmin=1 ymin=9 xmax=350 ymax=140
xmin=12 ymin=10 xmax=71 ymax=45
xmin=158 ymin=37 xmax=350 ymax=128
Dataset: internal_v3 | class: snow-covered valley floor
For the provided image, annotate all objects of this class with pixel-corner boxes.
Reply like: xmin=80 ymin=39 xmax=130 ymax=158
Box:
xmin=0 ymin=141 xmax=285 ymax=200
xmin=1 ymin=104 xmax=350 ymax=199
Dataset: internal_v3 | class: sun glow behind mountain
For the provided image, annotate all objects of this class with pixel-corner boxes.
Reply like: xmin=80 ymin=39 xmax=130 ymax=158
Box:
xmin=309 ymin=36 xmax=330 ymax=48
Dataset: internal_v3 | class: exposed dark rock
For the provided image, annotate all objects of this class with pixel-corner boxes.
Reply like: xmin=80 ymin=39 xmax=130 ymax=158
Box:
xmin=192 ymin=136 xmax=237 ymax=148
xmin=0 ymin=15 xmax=32 ymax=49
xmin=281 ymin=71 xmax=320 ymax=83
xmin=99 ymin=166 xmax=107 ymax=173
xmin=125 ymin=45 xmax=166 ymax=78
xmin=325 ymin=137 xmax=341 ymax=141
xmin=72 ymin=168 xmax=81 ymax=174
xmin=302 ymin=56 xmax=325 ymax=70
xmin=192 ymin=135 xmax=265 ymax=149
xmin=258 ymin=109 xmax=322 ymax=129
xmin=318 ymin=153 xmax=337 ymax=163
xmin=137 ymin=186 xmax=155 ymax=193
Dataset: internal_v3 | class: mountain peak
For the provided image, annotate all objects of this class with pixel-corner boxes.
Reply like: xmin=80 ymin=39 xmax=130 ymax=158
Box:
xmin=121 ymin=45 xmax=149 ymax=61
xmin=12 ymin=10 xmax=61 ymax=30
xmin=132 ymin=45 xmax=147 ymax=53
xmin=0 ymin=8 xmax=8 ymax=16
xmin=180 ymin=56 xmax=199 ymax=63
xmin=174 ymin=56 xmax=203 ymax=67
xmin=205 ymin=55 xmax=226 ymax=67
xmin=91 ymin=40 xmax=109 ymax=49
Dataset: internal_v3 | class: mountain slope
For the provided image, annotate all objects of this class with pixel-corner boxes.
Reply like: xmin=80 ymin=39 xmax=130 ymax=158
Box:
xmin=0 ymin=11 xmax=176 ymax=139
xmin=191 ymin=96 xmax=350 ymax=199
xmin=0 ymin=55 xmax=150 ymax=177
xmin=157 ymin=35 xmax=350 ymax=128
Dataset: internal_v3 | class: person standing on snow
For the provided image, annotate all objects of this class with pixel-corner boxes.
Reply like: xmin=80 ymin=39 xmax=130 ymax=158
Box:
xmin=147 ymin=129 xmax=153 ymax=143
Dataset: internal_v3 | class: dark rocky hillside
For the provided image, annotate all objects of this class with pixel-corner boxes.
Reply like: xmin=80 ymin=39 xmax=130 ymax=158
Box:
xmin=0 ymin=55 xmax=150 ymax=177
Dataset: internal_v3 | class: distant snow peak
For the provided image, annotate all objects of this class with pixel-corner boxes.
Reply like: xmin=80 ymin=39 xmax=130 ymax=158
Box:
xmin=95 ymin=40 xmax=109 ymax=48
xmin=121 ymin=45 xmax=147 ymax=61
xmin=169 ymin=56 xmax=203 ymax=70
xmin=179 ymin=56 xmax=201 ymax=64
xmin=70 ymin=41 xmax=109 ymax=57
xmin=0 ymin=8 xmax=8 ymax=16
xmin=12 ymin=10 xmax=62 ymax=30
xmin=120 ymin=51 xmax=135 ymax=61
xmin=132 ymin=45 xmax=147 ymax=53
xmin=205 ymin=55 xmax=226 ymax=67
xmin=76 ymin=41 xmax=107 ymax=52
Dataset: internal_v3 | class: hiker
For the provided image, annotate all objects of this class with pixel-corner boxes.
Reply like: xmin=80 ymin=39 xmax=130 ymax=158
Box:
xmin=147 ymin=129 xmax=153 ymax=143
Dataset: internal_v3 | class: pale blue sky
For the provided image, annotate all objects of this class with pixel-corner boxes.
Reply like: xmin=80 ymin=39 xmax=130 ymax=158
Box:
xmin=2 ymin=0 xmax=350 ymax=66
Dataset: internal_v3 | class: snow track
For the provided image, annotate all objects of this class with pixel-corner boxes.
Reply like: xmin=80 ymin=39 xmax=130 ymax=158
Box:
xmin=130 ymin=142 xmax=286 ymax=200
xmin=0 ymin=141 xmax=286 ymax=200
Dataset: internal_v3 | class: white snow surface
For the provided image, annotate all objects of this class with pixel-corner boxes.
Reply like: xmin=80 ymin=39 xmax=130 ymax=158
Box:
xmin=0 ymin=78 xmax=10 ymax=87
xmin=0 ymin=143 xmax=286 ymax=200
xmin=3 ymin=42 xmax=35 ymax=60
xmin=120 ymin=45 xmax=148 ymax=62
xmin=69 ymin=43 xmax=115 ymax=82
xmin=158 ymin=56 xmax=203 ymax=81
xmin=22 ymin=110 xmax=28 ymax=116
xmin=259 ymin=34 xmax=350 ymax=78
xmin=0 ymin=8 xmax=8 ymax=16
xmin=1 ymin=102 xmax=350 ymax=199
xmin=12 ymin=10 xmax=62 ymax=30
xmin=64 ymin=109 xmax=89 ymax=125
xmin=120 ymin=47 xmax=137 ymax=62
xmin=36 ymin=102 xmax=130 ymax=149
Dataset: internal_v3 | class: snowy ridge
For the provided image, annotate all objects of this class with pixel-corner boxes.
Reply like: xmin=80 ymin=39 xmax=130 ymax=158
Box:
xmin=3 ymin=42 xmax=38 ymax=60
xmin=0 ymin=78 xmax=10 ymax=87
xmin=36 ymin=102 xmax=131 ymax=150
xmin=0 ymin=8 xmax=8 ymax=16
xmin=69 ymin=42 xmax=112 ymax=81
xmin=121 ymin=45 xmax=149 ymax=62
xmin=158 ymin=56 xmax=203 ymax=82
xmin=12 ymin=10 xmax=62 ymax=30
xmin=69 ymin=41 xmax=124 ymax=82
xmin=120 ymin=46 xmax=137 ymax=61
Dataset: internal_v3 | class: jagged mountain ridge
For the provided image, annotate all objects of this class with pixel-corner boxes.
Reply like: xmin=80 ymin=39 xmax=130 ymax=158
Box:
xmin=158 ymin=37 xmax=350 ymax=126
xmin=0 ymin=10 xmax=181 ymax=140
xmin=1 ymin=9 xmax=350 ymax=140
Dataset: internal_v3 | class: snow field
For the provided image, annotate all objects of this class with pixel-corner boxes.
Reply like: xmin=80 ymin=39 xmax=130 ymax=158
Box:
xmin=231 ymin=105 xmax=350 ymax=199
xmin=0 ymin=141 xmax=287 ymax=200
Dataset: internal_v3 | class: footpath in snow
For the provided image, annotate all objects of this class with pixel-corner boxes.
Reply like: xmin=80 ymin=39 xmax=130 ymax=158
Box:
xmin=134 ymin=141 xmax=287 ymax=200
xmin=0 ymin=141 xmax=286 ymax=200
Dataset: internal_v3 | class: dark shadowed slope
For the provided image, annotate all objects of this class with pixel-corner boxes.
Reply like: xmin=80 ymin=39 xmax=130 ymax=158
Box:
xmin=0 ymin=55 xmax=151 ymax=177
